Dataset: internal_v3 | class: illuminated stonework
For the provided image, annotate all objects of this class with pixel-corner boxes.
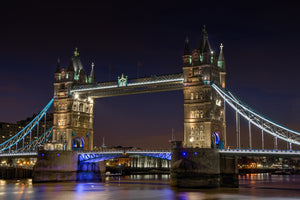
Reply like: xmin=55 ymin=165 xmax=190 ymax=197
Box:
xmin=183 ymin=27 xmax=226 ymax=149
xmin=53 ymin=49 xmax=95 ymax=151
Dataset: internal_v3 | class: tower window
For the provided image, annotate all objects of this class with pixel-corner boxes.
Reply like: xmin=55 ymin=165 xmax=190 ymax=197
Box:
xmin=200 ymin=111 xmax=204 ymax=118
xmin=60 ymin=84 xmax=65 ymax=89
xmin=79 ymin=104 xmax=83 ymax=112
xmin=195 ymin=111 xmax=200 ymax=118
xmin=191 ymin=111 xmax=195 ymax=118
xmin=191 ymin=93 xmax=194 ymax=100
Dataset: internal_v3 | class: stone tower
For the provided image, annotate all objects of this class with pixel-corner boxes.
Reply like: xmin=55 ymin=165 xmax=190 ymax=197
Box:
xmin=53 ymin=49 xmax=95 ymax=151
xmin=182 ymin=27 xmax=226 ymax=149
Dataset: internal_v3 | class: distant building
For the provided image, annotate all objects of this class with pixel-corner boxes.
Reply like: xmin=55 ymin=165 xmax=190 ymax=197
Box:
xmin=0 ymin=113 xmax=53 ymax=150
xmin=0 ymin=123 xmax=22 ymax=144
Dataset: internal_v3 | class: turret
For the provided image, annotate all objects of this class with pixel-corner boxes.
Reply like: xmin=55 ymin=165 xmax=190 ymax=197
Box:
xmin=218 ymin=43 xmax=225 ymax=70
xmin=55 ymin=58 xmax=61 ymax=82
xmin=72 ymin=48 xmax=84 ymax=74
xmin=218 ymin=43 xmax=226 ymax=88
xmin=67 ymin=59 xmax=75 ymax=80
xmin=182 ymin=37 xmax=191 ymax=67
xmin=79 ymin=69 xmax=87 ymax=84
xmin=89 ymin=62 xmax=95 ymax=84
xmin=197 ymin=25 xmax=212 ymax=64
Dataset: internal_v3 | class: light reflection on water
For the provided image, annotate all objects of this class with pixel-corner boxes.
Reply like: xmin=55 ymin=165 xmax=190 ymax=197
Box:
xmin=0 ymin=174 xmax=300 ymax=200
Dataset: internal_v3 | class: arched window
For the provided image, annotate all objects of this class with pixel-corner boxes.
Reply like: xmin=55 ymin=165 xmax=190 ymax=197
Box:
xmin=79 ymin=104 xmax=83 ymax=112
xmin=191 ymin=111 xmax=195 ymax=118
xmin=73 ymin=104 xmax=77 ymax=111
xmin=200 ymin=111 xmax=204 ymax=118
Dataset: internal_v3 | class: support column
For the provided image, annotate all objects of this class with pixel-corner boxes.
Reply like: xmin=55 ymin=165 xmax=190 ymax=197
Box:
xmin=170 ymin=148 xmax=220 ymax=188
xmin=249 ymin=121 xmax=252 ymax=149
xmin=261 ymin=130 xmax=264 ymax=150
xmin=275 ymin=137 xmax=278 ymax=150
xmin=33 ymin=150 xmax=78 ymax=182
xmin=236 ymin=112 xmax=240 ymax=149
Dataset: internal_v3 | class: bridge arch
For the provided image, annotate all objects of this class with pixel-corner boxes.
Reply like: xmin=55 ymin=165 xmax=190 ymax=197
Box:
xmin=72 ymin=137 xmax=84 ymax=151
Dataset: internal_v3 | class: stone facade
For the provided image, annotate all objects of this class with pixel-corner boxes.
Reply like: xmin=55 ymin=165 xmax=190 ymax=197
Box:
xmin=53 ymin=49 xmax=95 ymax=151
xmin=182 ymin=27 xmax=226 ymax=149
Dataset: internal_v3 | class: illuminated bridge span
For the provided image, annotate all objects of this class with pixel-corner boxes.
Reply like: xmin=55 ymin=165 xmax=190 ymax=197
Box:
xmin=3 ymin=149 xmax=300 ymax=160
xmin=212 ymin=83 xmax=300 ymax=149
xmin=2 ymin=75 xmax=300 ymax=154
xmin=71 ymin=73 xmax=184 ymax=98
xmin=0 ymin=99 xmax=54 ymax=153
xmin=0 ymin=150 xmax=172 ymax=161
xmin=78 ymin=150 xmax=172 ymax=163
xmin=2 ymin=29 xmax=300 ymax=159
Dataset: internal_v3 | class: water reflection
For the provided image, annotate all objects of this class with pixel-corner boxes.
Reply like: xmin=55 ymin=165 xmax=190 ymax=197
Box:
xmin=0 ymin=174 xmax=299 ymax=199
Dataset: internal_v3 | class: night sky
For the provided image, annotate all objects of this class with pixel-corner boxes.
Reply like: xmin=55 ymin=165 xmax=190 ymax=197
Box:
xmin=0 ymin=1 xmax=300 ymax=149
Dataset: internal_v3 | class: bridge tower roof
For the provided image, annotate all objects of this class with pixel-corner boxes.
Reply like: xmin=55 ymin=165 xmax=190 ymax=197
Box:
xmin=70 ymin=47 xmax=84 ymax=74
xmin=183 ymin=36 xmax=190 ymax=55
xmin=197 ymin=25 xmax=211 ymax=53
xmin=55 ymin=58 xmax=60 ymax=73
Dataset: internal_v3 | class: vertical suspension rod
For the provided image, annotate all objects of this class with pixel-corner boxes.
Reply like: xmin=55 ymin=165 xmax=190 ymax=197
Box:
xmin=249 ymin=121 xmax=252 ymax=149
xmin=37 ymin=122 xmax=39 ymax=138
xmin=224 ymin=99 xmax=227 ymax=148
xmin=44 ymin=113 xmax=47 ymax=134
xmin=236 ymin=111 xmax=240 ymax=149
xmin=261 ymin=129 xmax=264 ymax=150
xmin=275 ymin=137 xmax=278 ymax=150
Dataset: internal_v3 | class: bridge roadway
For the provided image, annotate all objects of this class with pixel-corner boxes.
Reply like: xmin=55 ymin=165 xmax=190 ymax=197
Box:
xmin=70 ymin=73 xmax=184 ymax=98
xmin=2 ymin=149 xmax=300 ymax=161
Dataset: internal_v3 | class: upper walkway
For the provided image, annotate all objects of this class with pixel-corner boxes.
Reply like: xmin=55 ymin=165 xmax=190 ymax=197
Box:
xmin=70 ymin=73 xmax=184 ymax=98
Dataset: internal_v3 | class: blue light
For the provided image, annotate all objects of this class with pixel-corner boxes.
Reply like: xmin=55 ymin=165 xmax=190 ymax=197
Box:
xmin=194 ymin=152 xmax=197 ymax=155
xmin=57 ymin=154 xmax=60 ymax=157
xmin=182 ymin=151 xmax=187 ymax=157
xmin=42 ymin=153 xmax=45 ymax=157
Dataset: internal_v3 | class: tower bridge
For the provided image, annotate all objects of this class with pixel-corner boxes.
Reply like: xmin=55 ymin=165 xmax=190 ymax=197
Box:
xmin=1 ymin=27 xmax=300 ymax=187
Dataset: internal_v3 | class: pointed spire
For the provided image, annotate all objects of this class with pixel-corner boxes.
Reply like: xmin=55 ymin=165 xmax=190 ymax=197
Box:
xmin=198 ymin=25 xmax=211 ymax=53
xmin=218 ymin=43 xmax=225 ymax=69
xmin=183 ymin=36 xmax=190 ymax=55
xmin=202 ymin=24 xmax=207 ymax=35
xmin=67 ymin=59 xmax=74 ymax=72
xmin=89 ymin=62 xmax=95 ymax=83
xmin=55 ymin=58 xmax=60 ymax=73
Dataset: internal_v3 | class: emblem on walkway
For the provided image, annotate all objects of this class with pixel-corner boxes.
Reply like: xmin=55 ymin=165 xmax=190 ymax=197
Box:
xmin=118 ymin=74 xmax=128 ymax=87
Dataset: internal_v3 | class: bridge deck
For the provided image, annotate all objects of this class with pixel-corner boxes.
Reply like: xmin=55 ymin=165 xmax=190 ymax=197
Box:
xmin=2 ymin=149 xmax=300 ymax=159
xmin=71 ymin=74 xmax=184 ymax=98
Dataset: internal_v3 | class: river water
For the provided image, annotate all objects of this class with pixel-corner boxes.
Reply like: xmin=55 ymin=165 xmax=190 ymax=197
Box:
xmin=1 ymin=174 xmax=300 ymax=200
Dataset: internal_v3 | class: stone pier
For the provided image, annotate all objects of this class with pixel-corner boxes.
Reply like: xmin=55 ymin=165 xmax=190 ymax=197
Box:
xmin=170 ymin=147 xmax=238 ymax=188
xmin=33 ymin=150 xmax=78 ymax=182
xmin=33 ymin=150 xmax=104 ymax=182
